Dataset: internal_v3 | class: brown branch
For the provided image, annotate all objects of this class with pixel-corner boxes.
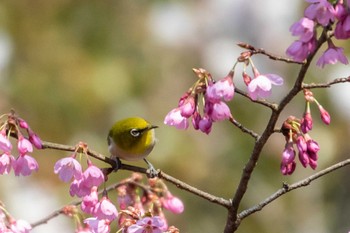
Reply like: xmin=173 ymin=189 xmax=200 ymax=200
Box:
xmin=302 ymin=76 xmax=350 ymax=89
xmin=41 ymin=141 xmax=116 ymax=166
xmin=235 ymin=87 xmax=278 ymax=111
xmin=237 ymin=42 xmax=305 ymax=64
xmin=229 ymin=117 xmax=259 ymax=140
xmin=40 ymin=140 xmax=231 ymax=208
xmin=30 ymin=207 xmax=67 ymax=228
xmin=224 ymin=28 xmax=330 ymax=233
xmin=158 ymin=171 xmax=231 ymax=208
xmin=238 ymin=158 xmax=350 ymax=220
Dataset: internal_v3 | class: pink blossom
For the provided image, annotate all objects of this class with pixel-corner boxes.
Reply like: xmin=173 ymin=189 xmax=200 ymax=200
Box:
xmin=316 ymin=42 xmax=349 ymax=67
xmin=81 ymin=186 xmax=99 ymax=214
xmin=335 ymin=15 xmax=350 ymax=39
xmin=289 ymin=17 xmax=315 ymax=42
xmin=301 ymin=111 xmax=313 ymax=133
xmin=17 ymin=137 xmax=33 ymax=155
xmin=206 ymin=101 xmax=232 ymax=121
xmin=54 ymin=157 xmax=82 ymax=182
xmin=13 ymin=155 xmax=39 ymax=176
xmin=161 ymin=194 xmax=184 ymax=214
xmin=156 ymin=212 xmax=168 ymax=231
xmin=82 ymin=164 xmax=105 ymax=189
xmin=69 ymin=178 xmax=91 ymax=198
xmin=0 ymin=221 xmax=9 ymax=232
xmin=179 ymin=96 xmax=196 ymax=118
xmin=334 ymin=2 xmax=346 ymax=20
xmin=84 ymin=217 xmax=110 ymax=233
xmin=164 ymin=108 xmax=189 ymax=129
xmin=0 ymin=131 xmax=12 ymax=152
xmin=10 ymin=219 xmax=32 ymax=233
xmin=280 ymin=141 xmax=296 ymax=175
xmin=0 ymin=152 xmax=15 ymax=175
xmin=286 ymin=39 xmax=316 ymax=62
xmin=304 ymin=0 xmax=336 ymax=26
xmin=127 ymin=216 xmax=164 ymax=233
xmin=198 ymin=115 xmax=212 ymax=134
xmin=318 ymin=105 xmax=331 ymax=125
xmin=177 ymin=92 xmax=190 ymax=107
xmin=247 ymin=73 xmax=284 ymax=100
xmin=93 ymin=197 xmax=118 ymax=221
xmin=334 ymin=6 xmax=350 ymax=40
xmin=206 ymin=71 xmax=235 ymax=102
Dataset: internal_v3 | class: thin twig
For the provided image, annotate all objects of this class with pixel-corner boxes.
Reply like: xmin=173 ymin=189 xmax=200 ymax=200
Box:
xmin=229 ymin=117 xmax=259 ymax=140
xmin=302 ymin=76 xmax=350 ymax=89
xmin=30 ymin=208 xmax=66 ymax=228
xmin=238 ymin=158 xmax=350 ymax=220
xmin=237 ymin=42 xmax=305 ymax=64
xmin=235 ymin=87 xmax=278 ymax=110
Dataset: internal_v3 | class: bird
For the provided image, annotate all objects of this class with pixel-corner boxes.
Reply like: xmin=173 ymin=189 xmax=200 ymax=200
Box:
xmin=107 ymin=117 xmax=158 ymax=177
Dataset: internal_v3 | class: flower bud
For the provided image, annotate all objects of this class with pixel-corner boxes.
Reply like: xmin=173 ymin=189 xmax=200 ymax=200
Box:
xmin=318 ymin=105 xmax=331 ymax=125
xmin=162 ymin=194 xmax=184 ymax=214
xmin=242 ymin=71 xmax=251 ymax=86
xmin=296 ymin=135 xmax=307 ymax=153
xmin=29 ymin=132 xmax=43 ymax=149
xmin=198 ymin=116 xmax=212 ymax=134
xmin=307 ymin=139 xmax=320 ymax=153
xmin=298 ymin=151 xmax=309 ymax=168
xmin=300 ymin=111 xmax=313 ymax=133
xmin=18 ymin=119 xmax=29 ymax=129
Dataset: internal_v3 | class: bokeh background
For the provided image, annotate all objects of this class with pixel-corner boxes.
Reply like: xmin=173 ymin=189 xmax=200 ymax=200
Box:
xmin=0 ymin=0 xmax=349 ymax=232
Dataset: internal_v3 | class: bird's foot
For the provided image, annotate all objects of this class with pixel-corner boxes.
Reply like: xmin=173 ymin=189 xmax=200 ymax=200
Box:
xmin=144 ymin=158 xmax=158 ymax=178
xmin=111 ymin=157 xmax=122 ymax=171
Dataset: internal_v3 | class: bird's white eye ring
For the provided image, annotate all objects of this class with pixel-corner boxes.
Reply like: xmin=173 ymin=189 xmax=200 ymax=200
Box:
xmin=130 ymin=129 xmax=141 ymax=137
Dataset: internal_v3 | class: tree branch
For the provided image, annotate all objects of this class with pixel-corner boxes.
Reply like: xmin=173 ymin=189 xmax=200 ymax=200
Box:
xmin=40 ymin=141 xmax=231 ymax=209
xmin=158 ymin=171 xmax=231 ymax=208
xmin=234 ymin=87 xmax=278 ymax=111
xmin=237 ymin=42 xmax=305 ymax=64
xmin=302 ymin=76 xmax=350 ymax=89
xmin=238 ymin=158 xmax=350 ymax=220
xmin=229 ymin=117 xmax=259 ymax=140
xmin=224 ymin=28 xmax=330 ymax=233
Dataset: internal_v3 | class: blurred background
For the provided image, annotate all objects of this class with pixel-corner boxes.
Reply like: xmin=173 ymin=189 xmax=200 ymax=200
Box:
xmin=0 ymin=0 xmax=349 ymax=232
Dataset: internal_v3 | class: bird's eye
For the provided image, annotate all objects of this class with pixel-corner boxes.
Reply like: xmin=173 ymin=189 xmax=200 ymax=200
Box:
xmin=130 ymin=129 xmax=141 ymax=137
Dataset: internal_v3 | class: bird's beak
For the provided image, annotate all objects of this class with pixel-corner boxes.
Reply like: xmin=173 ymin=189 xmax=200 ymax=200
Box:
xmin=149 ymin=125 xmax=158 ymax=130
xmin=139 ymin=125 xmax=158 ymax=133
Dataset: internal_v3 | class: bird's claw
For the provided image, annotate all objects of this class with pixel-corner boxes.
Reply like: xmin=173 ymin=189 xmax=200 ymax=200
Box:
xmin=144 ymin=158 xmax=158 ymax=178
xmin=146 ymin=166 xmax=158 ymax=178
xmin=112 ymin=157 xmax=122 ymax=172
